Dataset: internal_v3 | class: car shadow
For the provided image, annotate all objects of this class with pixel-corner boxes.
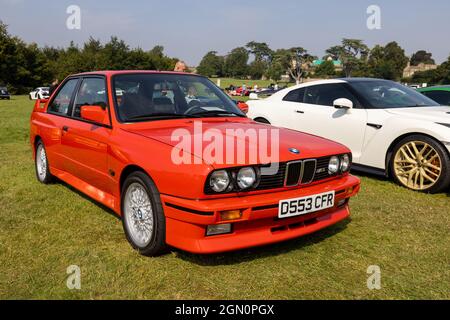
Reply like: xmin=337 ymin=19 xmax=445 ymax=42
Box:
xmin=175 ymin=218 xmax=351 ymax=266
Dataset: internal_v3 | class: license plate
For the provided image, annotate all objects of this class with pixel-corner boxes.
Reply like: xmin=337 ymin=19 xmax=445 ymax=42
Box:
xmin=278 ymin=191 xmax=335 ymax=219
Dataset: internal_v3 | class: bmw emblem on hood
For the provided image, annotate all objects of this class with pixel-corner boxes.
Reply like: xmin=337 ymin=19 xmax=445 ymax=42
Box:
xmin=289 ymin=148 xmax=300 ymax=155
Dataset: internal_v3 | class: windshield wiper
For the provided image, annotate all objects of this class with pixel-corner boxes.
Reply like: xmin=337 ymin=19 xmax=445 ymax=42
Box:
xmin=189 ymin=110 xmax=245 ymax=118
xmin=128 ymin=113 xmax=195 ymax=120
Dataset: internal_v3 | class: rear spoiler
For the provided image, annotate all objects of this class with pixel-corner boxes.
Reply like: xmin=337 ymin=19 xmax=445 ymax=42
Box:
xmin=33 ymin=99 xmax=49 ymax=112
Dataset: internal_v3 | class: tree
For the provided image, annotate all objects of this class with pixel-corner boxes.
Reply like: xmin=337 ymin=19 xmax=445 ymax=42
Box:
xmin=315 ymin=60 xmax=335 ymax=78
xmin=224 ymin=47 xmax=249 ymax=78
xmin=368 ymin=42 xmax=409 ymax=80
xmin=326 ymin=39 xmax=369 ymax=77
xmin=272 ymin=47 xmax=314 ymax=84
xmin=197 ymin=51 xmax=224 ymax=77
xmin=410 ymin=50 xmax=435 ymax=66
xmin=246 ymin=41 xmax=273 ymax=62
xmin=265 ymin=60 xmax=285 ymax=81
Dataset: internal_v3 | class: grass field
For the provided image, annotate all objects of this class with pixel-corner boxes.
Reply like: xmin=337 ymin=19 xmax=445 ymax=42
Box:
xmin=0 ymin=96 xmax=449 ymax=300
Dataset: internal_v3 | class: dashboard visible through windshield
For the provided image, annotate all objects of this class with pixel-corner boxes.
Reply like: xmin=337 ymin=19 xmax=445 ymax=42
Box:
xmin=112 ymin=73 xmax=245 ymax=122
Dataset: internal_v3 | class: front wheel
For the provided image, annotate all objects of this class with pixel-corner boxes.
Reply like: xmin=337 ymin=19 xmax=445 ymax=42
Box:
xmin=390 ymin=135 xmax=450 ymax=193
xmin=121 ymin=172 xmax=167 ymax=256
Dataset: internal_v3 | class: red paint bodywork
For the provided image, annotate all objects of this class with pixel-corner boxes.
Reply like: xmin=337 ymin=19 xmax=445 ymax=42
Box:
xmin=30 ymin=71 xmax=360 ymax=254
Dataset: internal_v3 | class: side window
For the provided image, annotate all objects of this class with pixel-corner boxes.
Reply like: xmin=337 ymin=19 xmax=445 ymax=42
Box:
xmin=73 ymin=78 xmax=108 ymax=118
xmin=283 ymin=88 xmax=306 ymax=103
xmin=304 ymin=84 xmax=359 ymax=107
xmin=423 ymin=91 xmax=450 ymax=106
xmin=48 ymin=79 xmax=78 ymax=115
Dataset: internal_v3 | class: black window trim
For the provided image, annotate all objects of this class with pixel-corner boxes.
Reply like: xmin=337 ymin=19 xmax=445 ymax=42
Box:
xmin=47 ymin=74 xmax=113 ymax=129
xmin=299 ymin=83 xmax=363 ymax=109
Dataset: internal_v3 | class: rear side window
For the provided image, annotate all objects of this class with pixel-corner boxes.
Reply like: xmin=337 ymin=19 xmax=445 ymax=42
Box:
xmin=72 ymin=78 xmax=108 ymax=118
xmin=421 ymin=91 xmax=450 ymax=106
xmin=283 ymin=88 xmax=306 ymax=103
xmin=48 ymin=79 xmax=78 ymax=115
xmin=304 ymin=84 xmax=359 ymax=107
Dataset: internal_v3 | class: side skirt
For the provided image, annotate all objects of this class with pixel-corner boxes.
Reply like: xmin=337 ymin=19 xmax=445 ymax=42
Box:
xmin=50 ymin=167 xmax=120 ymax=215
xmin=351 ymin=163 xmax=387 ymax=177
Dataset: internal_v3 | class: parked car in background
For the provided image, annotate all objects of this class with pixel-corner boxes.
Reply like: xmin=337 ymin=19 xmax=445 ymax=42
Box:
xmin=30 ymin=71 xmax=360 ymax=256
xmin=0 ymin=87 xmax=10 ymax=100
xmin=29 ymin=87 xmax=50 ymax=100
xmin=248 ymin=78 xmax=450 ymax=193
xmin=417 ymin=86 xmax=450 ymax=106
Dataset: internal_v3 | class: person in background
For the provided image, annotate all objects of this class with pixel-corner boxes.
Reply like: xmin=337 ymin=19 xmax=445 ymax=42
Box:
xmin=254 ymin=84 xmax=259 ymax=92
xmin=174 ymin=61 xmax=188 ymax=72
xmin=241 ymin=84 xmax=247 ymax=96
xmin=49 ymin=79 xmax=59 ymax=96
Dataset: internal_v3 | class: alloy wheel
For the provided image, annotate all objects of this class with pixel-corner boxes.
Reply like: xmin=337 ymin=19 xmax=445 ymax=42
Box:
xmin=393 ymin=141 xmax=442 ymax=191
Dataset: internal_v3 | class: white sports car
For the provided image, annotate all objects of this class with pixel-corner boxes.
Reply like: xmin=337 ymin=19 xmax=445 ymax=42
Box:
xmin=247 ymin=78 xmax=450 ymax=193
xmin=29 ymin=87 xmax=50 ymax=100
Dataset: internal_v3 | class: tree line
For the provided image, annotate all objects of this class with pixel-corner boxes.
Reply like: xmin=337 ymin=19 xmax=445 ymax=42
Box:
xmin=0 ymin=21 xmax=177 ymax=93
xmin=2 ymin=19 xmax=450 ymax=93
xmin=197 ymin=40 xmax=450 ymax=85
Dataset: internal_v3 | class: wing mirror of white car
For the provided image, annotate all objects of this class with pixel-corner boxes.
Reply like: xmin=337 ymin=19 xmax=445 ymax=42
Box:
xmin=249 ymin=93 xmax=259 ymax=100
xmin=333 ymin=98 xmax=353 ymax=110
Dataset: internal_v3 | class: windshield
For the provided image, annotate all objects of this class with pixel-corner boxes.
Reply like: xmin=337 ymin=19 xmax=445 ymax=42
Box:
xmin=349 ymin=80 xmax=440 ymax=109
xmin=112 ymin=73 xmax=245 ymax=122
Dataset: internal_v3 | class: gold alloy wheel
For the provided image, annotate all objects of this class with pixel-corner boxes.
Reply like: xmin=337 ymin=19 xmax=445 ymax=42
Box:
xmin=393 ymin=141 xmax=442 ymax=191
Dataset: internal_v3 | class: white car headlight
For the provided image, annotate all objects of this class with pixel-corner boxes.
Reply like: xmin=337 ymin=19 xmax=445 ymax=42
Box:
xmin=209 ymin=170 xmax=230 ymax=192
xmin=236 ymin=167 xmax=257 ymax=189
xmin=340 ymin=154 xmax=351 ymax=172
xmin=328 ymin=156 xmax=340 ymax=174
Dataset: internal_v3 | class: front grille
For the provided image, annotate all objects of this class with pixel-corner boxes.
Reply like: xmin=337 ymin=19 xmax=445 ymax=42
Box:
xmin=256 ymin=156 xmax=335 ymax=191
xmin=285 ymin=161 xmax=302 ymax=186
xmin=205 ymin=155 xmax=340 ymax=194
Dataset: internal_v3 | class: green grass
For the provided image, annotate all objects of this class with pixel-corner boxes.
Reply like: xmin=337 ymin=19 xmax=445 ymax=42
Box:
xmin=0 ymin=96 xmax=449 ymax=300
xmin=211 ymin=77 xmax=287 ymax=90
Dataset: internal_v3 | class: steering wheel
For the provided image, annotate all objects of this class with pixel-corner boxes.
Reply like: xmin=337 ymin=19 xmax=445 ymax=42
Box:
xmin=184 ymin=101 xmax=204 ymax=115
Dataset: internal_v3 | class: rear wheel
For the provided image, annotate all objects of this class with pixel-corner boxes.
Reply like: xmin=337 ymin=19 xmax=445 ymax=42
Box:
xmin=121 ymin=172 xmax=167 ymax=256
xmin=390 ymin=135 xmax=450 ymax=193
xmin=35 ymin=141 xmax=53 ymax=184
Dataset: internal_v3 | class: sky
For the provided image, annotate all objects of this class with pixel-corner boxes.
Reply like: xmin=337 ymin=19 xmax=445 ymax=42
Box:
xmin=1 ymin=0 xmax=450 ymax=66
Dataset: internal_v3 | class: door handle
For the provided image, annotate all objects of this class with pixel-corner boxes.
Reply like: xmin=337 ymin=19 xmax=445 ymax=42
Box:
xmin=295 ymin=110 xmax=305 ymax=114
xmin=62 ymin=126 xmax=69 ymax=132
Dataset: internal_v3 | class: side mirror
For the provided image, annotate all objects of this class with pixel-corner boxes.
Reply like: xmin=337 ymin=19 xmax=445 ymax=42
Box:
xmin=81 ymin=105 xmax=110 ymax=126
xmin=333 ymin=98 xmax=353 ymax=110
xmin=236 ymin=101 xmax=249 ymax=114
xmin=249 ymin=93 xmax=259 ymax=100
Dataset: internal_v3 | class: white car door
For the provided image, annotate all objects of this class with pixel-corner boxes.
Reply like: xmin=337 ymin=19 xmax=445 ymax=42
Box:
xmin=287 ymin=83 xmax=368 ymax=162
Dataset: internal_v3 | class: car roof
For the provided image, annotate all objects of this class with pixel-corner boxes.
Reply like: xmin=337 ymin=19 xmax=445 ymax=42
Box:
xmin=71 ymin=70 xmax=202 ymax=77
xmin=336 ymin=77 xmax=394 ymax=83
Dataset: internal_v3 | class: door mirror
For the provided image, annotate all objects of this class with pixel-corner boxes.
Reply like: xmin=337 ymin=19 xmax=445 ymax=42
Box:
xmin=333 ymin=98 xmax=353 ymax=109
xmin=80 ymin=105 xmax=110 ymax=125
xmin=236 ymin=101 xmax=249 ymax=114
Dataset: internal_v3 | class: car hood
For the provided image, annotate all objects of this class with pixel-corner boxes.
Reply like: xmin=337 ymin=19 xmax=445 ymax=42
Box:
xmin=122 ymin=118 xmax=348 ymax=168
xmin=385 ymin=106 xmax=450 ymax=124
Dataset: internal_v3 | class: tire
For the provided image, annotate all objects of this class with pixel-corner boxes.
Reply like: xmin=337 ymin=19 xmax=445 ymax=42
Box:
xmin=254 ymin=117 xmax=271 ymax=124
xmin=390 ymin=134 xmax=450 ymax=193
xmin=35 ymin=140 xmax=54 ymax=184
xmin=121 ymin=171 xmax=167 ymax=256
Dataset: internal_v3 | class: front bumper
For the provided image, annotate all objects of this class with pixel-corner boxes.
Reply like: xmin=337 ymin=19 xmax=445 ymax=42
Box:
xmin=161 ymin=175 xmax=360 ymax=254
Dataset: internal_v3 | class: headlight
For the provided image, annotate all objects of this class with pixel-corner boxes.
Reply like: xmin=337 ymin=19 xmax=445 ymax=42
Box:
xmin=209 ymin=170 xmax=230 ymax=192
xmin=340 ymin=154 xmax=351 ymax=172
xmin=328 ymin=156 xmax=340 ymax=174
xmin=236 ymin=167 xmax=257 ymax=189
